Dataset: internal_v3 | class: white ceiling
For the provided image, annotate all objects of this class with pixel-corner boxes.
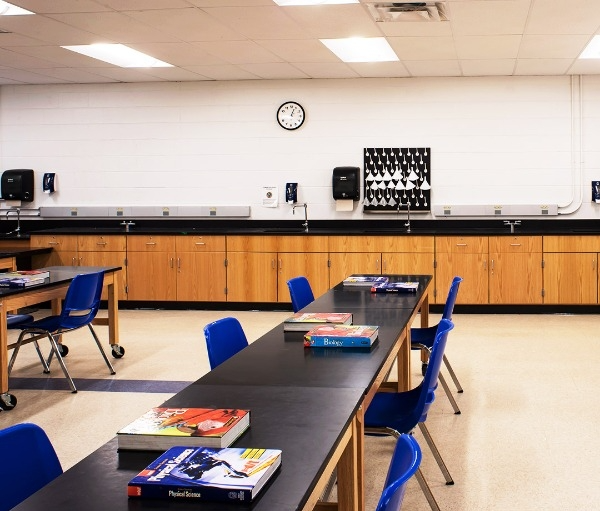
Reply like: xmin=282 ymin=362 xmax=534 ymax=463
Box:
xmin=0 ymin=0 xmax=600 ymax=84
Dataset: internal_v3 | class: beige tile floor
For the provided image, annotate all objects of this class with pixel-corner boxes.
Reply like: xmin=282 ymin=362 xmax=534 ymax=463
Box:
xmin=1 ymin=310 xmax=599 ymax=510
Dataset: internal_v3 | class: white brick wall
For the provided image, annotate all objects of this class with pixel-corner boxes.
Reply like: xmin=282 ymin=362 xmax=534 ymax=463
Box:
xmin=1 ymin=75 xmax=599 ymax=220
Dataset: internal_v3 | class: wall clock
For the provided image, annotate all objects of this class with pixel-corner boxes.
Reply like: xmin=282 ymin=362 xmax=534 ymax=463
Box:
xmin=277 ymin=101 xmax=305 ymax=130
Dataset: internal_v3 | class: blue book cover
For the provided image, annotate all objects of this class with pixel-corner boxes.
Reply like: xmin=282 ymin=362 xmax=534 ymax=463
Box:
xmin=128 ymin=446 xmax=282 ymax=503
xmin=342 ymin=275 xmax=389 ymax=286
xmin=304 ymin=324 xmax=379 ymax=347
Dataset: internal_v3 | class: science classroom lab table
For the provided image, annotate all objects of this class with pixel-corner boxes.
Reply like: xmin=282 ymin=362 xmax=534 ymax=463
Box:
xmin=11 ymin=274 xmax=431 ymax=511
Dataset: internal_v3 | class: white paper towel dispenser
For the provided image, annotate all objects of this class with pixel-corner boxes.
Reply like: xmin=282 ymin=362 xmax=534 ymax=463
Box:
xmin=332 ymin=167 xmax=359 ymax=200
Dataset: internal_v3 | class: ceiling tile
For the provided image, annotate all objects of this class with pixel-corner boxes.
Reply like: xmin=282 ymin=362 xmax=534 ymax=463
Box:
xmin=460 ymin=59 xmax=516 ymax=76
xmin=455 ymin=35 xmax=522 ymax=59
xmin=256 ymin=39 xmax=340 ymax=63
xmin=388 ymin=36 xmax=457 ymax=60
xmin=526 ymin=0 xmax=600 ymax=35
xmin=238 ymin=62 xmax=310 ymax=79
xmin=515 ymin=58 xmax=575 ymax=75
xmin=293 ymin=62 xmax=360 ymax=78
xmin=448 ymin=0 xmax=530 ymax=36
xmin=197 ymin=40 xmax=282 ymax=65
xmin=519 ymin=34 xmax=590 ymax=59
xmin=403 ymin=59 xmax=462 ymax=77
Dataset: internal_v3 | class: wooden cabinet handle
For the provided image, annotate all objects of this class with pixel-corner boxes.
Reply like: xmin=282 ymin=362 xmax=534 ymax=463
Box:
xmin=48 ymin=241 xmax=59 ymax=245
xmin=456 ymin=243 xmax=467 ymax=246
xmin=96 ymin=242 xmax=107 ymax=246
xmin=169 ymin=257 xmax=174 ymax=268
xmin=510 ymin=243 xmax=521 ymax=247
xmin=195 ymin=242 xmax=206 ymax=246
xmin=177 ymin=258 xmax=181 ymax=269
xmin=145 ymin=242 xmax=156 ymax=246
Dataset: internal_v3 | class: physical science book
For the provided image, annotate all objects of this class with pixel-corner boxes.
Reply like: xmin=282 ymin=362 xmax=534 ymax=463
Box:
xmin=304 ymin=324 xmax=379 ymax=348
xmin=370 ymin=281 xmax=419 ymax=293
xmin=283 ymin=312 xmax=353 ymax=332
xmin=117 ymin=407 xmax=250 ymax=451
xmin=342 ymin=275 xmax=389 ymax=286
xmin=0 ymin=274 xmax=45 ymax=287
xmin=127 ymin=446 xmax=282 ymax=503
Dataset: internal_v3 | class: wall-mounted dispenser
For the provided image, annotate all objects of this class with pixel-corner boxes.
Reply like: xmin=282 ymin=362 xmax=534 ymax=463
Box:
xmin=286 ymin=182 xmax=298 ymax=204
xmin=593 ymin=181 xmax=600 ymax=203
xmin=332 ymin=167 xmax=360 ymax=200
xmin=43 ymin=172 xmax=56 ymax=194
xmin=1 ymin=169 xmax=34 ymax=202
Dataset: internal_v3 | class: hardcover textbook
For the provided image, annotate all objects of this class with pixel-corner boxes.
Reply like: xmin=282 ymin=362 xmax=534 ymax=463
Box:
xmin=117 ymin=407 xmax=250 ymax=451
xmin=304 ymin=324 xmax=379 ymax=348
xmin=283 ymin=312 xmax=353 ymax=332
xmin=342 ymin=275 xmax=389 ymax=286
xmin=371 ymin=281 xmax=419 ymax=293
xmin=0 ymin=273 xmax=46 ymax=288
xmin=128 ymin=446 xmax=282 ymax=503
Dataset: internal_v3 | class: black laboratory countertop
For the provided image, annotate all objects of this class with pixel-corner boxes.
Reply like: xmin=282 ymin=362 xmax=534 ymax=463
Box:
xmin=5 ymin=218 xmax=600 ymax=237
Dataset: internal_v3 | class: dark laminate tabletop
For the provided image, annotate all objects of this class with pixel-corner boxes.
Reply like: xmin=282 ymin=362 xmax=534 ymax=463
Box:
xmin=12 ymin=385 xmax=365 ymax=511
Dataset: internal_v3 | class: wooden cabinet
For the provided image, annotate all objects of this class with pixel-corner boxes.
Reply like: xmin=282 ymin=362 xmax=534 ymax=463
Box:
xmin=77 ymin=235 xmax=127 ymax=299
xmin=435 ymin=236 xmax=488 ymax=304
xmin=126 ymin=235 xmax=176 ymax=301
xmin=30 ymin=234 xmax=78 ymax=267
xmin=489 ymin=236 xmax=542 ymax=304
xmin=328 ymin=235 xmax=434 ymax=288
xmin=276 ymin=236 xmax=329 ymax=303
xmin=226 ymin=236 xmax=277 ymax=302
xmin=226 ymin=235 xmax=329 ymax=303
xmin=543 ymin=236 xmax=599 ymax=304
xmin=175 ymin=236 xmax=226 ymax=301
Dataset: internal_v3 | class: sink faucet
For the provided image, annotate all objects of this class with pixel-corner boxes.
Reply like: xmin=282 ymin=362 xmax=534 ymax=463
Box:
xmin=292 ymin=203 xmax=308 ymax=232
xmin=398 ymin=201 xmax=411 ymax=233
xmin=5 ymin=208 xmax=21 ymax=237
xmin=120 ymin=221 xmax=135 ymax=232
xmin=504 ymin=220 xmax=521 ymax=234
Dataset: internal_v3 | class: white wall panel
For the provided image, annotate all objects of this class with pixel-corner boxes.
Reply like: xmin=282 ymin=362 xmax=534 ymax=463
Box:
xmin=1 ymin=75 xmax=598 ymax=219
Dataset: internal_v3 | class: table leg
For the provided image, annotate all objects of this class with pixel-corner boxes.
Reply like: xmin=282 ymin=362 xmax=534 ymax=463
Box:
xmin=0 ymin=301 xmax=8 ymax=395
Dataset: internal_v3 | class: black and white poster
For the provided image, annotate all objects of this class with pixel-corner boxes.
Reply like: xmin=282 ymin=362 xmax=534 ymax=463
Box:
xmin=363 ymin=147 xmax=430 ymax=212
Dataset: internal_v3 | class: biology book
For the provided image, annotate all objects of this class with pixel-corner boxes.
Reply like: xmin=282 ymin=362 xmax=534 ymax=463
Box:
xmin=127 ymin=446 xmax=282 ymax=503
xmin=304 ymin=324 xmax=379 ymax=348
xmin=283 ymin=312 xmax=353 ymax=332
xmin=117 ymin=407 xmax=250 ymax=451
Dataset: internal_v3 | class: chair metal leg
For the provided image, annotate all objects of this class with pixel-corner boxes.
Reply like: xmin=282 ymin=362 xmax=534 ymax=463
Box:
xmin=415 ymin=467 xmax=442 ymax=511
xmin=8 ymin=333 xmax=50 ymax=375
xmin=87 ymin=324 xmax=116 ymax=375
xmin=443 ymin=354 xmax=463 ymax=393
xmin=438 ymin=372 xmax=461 ymax=415
xmin=418 ymin=422 xmax=454 ymax=485
xmin=47 ymin=333 xmax=78 ymax=393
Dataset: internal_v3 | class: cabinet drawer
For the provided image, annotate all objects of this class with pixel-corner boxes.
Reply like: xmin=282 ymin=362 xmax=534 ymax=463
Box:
xmin=78 ymin=235 xmax=127 ymax=252
xmin=277 ymin=235 xmax=328 ymax=253
xmin=380 ymin=235 xmax=435 ymax=253
xmin=436 ymin=236 xmax=488 ymax=253
xmin=127 ymin=235 xmax=175 ymax=251
xmin=226 ymin=236 xmax=278 ymax=252
xmin=328 ymin=235 xmax=384 ymax=253
xmin=30 ymin=235 xmax=78 ymax=251
xmin=489 ymin=235 xmax=541 ymax=253
xmin=176 ymin=235 xmax=226 ymax=252
xmin=543 ymin=235 xmax=600 ymax=253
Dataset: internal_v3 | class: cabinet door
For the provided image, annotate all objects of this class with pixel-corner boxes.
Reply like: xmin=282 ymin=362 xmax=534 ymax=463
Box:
xmin=543 ymin=253 xmax=597 ymax=304
xmin=30 ymin=235 xmax=79 ymax=267
xmin=489 ymin=252 xmax=543 ymax=304
xmin=177 ymin=252 xmax=227 ymax=301
xmin=226 ymin=252 xmax=277 ymax=302
xmin=328 ymin=253 xmax=381 ymax=288
xmin=79 ymin=251 xmax=127 ymax=300
xmin=127 ymin=251 xmax=177 ymax=301
xmin=277 ymin=252 xmax=330 ymax=303
xmin=435 ymin=237 xmax=488 ymax=304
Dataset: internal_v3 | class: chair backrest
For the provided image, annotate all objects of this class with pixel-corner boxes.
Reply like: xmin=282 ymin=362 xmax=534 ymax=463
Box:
xmin=203 ymin=317 xmax=249 ymax=370
xmin=287 ymin=276 xmax=315 ymax=312
xmin=59 ymin=271 xmax=105 ymax=329
xmin=411 ymin=318 xmax=454 ymax=424
xmin=0 ymin=423 xmax=63 ymax=511
xmin=375 ymin=434 xmax=422 ymax=511
xmin=441 ymin=276 xmax=463 ymax=321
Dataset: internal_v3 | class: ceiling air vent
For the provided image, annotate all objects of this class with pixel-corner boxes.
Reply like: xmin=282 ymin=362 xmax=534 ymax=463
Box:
xmin=366 ymin=2 xmax=448 ymax=22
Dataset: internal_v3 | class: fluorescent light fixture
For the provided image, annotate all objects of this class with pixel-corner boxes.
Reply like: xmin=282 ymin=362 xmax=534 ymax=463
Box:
xmin=320 ymin=37 xmax=399 ymax=62
xmin=61 ymin=44 xmax=174 ymax=68
xmin=273 ymin=0 xmax=358 ymax=5
xmin=580 ymin=35 xmax=600 ymax=59
xmin=0 ymin=1 xmax=34 ymax=15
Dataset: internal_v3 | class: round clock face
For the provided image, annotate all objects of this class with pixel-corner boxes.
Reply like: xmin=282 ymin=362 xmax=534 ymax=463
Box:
xmin=277 ymin=101 xmax=305 ymax=130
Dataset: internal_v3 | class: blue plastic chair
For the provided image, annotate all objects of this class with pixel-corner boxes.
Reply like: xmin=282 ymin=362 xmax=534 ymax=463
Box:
xmin=375 ymin=434 xmax=422 ymax=511
xmin=365 ymin=319 xmax=454 ymax=511
xmin=411 ymin=276 xmax=463 ymax=414
xmin=0 ymin=423 xmax=63 ymax=511
xmin=203 ymin=317 xmax=249 ymax=370
xmin=287 ymin=276 xmax=315 ymax=312
xmin=8 ymin=271 xmax=116 ymax=393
